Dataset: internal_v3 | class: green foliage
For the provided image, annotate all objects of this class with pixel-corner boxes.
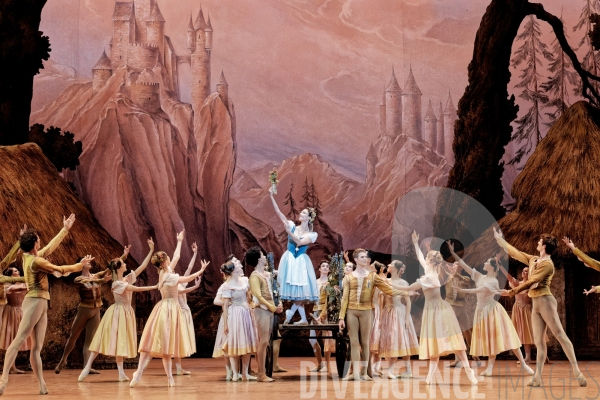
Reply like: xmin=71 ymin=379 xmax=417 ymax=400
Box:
xmin=28 ymin=124 xmax=82 ymax=171
xmin=325 ymin=253 xmax=344 ymax=323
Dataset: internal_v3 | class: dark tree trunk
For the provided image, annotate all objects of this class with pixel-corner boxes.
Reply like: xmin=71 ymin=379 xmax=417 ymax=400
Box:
xmin=0 ymin=0 xmax=49 ymax=145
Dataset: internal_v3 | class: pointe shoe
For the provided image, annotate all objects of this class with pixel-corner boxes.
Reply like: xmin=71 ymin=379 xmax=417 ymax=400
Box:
xmin=309 ymin=365 xmax=322 ymax=372
xmin=292 ymin=319 xmax=308 ymax=326
xmin=361 ymin=375 xmax=374 ymax=381
xmin=283 ymin=310 xmax=292 ymax=324
xmin=522 ymin=364 xmax=534 ymax=375
xmin=272 ymin=366 xmax=288 ymax=373
xmin=576 ymin=373 xmax=587 ymax=387
xmin=225 ymin=366 xmax=233 ymax=381
xmin=78 ymin=369 xmax=90 ymax=382
xmin=129 ymin=371 xmax=141 ymax=387
xmin=399 ymin=372 xmax=413 ymax=379
xmin=465 ymin=367 xmax=478 ymax=385
xmin=0 ymin=380 xmax=6 ymax=395
xmin=176 ymin=369 xmax=191 ymax=376
xmin=386 ymin=374 xmax=397 ymax=379
xmin=167 ymin=377 xmax=175 ymax=387
xmin=479 ymin=369 xmax=493 ymax=377
xmin=118 ymin=374 xmax=130 ymax=382
xmin=39 ymin=383 xmax=48 ymax=395
xmin=258 ymin=375 xmax=275 ymax=382
xmin=526 ymin=378 xmax=541 ymax=387
xmin=54 ymin=360 xmax=66 ymax=374
xmin=321 ymin=366 xmax=328 ymax=373
xmin=245 ymin=374 xmax=258 ymax=381
xmin=425 ymin=374 xmax=434 ymax=385
xmin=342 ymin=374 xmax=359 ymax=381
xmin=89 ymin=369 xmax=100 ymax=375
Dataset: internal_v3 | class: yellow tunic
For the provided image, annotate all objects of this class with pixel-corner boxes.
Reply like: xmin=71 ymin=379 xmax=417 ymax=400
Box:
xmin=572 ymin=248 xmax=600 ymax=293
xmin=23 ymin=228 xmax=82 ymax=300
xmin=496 ymin=237 xmax=553 ymax=298
xmin=339 ymin=271 xmax=399 ymax=319
xmin=249 ymin=271 xmax=276 ymax=313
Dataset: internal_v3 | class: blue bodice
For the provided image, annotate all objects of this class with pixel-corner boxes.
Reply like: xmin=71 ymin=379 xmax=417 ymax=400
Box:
xmin=287 ymin=225 xmax=309 ymax=258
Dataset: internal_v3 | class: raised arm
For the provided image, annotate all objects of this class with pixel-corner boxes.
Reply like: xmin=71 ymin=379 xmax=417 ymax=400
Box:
xmin=33 ymin=254 xmax=93 ymax=275
xmin=119 ymin=245 xmax=132 ymax=262
xmin=1 ymin=225 xmax=25 ymax=271
xmin=169 ymin=230 xmax=185 ymax=271
xmin=412 ymin=231 xmax=427 ymax=270
xmin=127 ymin=284 xmax=158 ymax=292
xmin=75 ymin=269 xmax=111 ymax=285
xmin=38 ymin=214 xmax=75 ymax=258
xmin=179 ymin=277 xmax=201 ymax=295
xmin=563 ymin=237 xmax=600 ymax=272
xmin=177 ymin=259 xmax=209 ymax=284
xmin=269 ymin=187 xmax=288 ymax=225
xmin=184 ymin=242 xmax=198 ymax=277
xmin=134 ymin=238 xmax=155 ymax=277
xmin=497 ymin=263 xmax=519 ymax=288
xmin=447 ymin=241 xmax=474 ymax=276
xmin=493 ymin=227 xmax=534 ymax=267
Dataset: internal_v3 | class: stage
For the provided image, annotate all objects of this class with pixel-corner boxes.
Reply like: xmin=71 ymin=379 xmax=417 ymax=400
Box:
xmin=3 ymin=358 xmax=598 ymax=399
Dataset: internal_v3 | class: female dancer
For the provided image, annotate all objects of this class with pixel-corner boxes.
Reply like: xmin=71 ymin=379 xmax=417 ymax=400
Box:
xmin=269 ymin=187 xmax=318 ymax=325
xmin=213 ymin=269 xmax=234 ymax=380
xmin=447 ymin=242 xmax=534 ymax=376
xmin=130 ymin=231 xmax=209 ymax=387
xmin=0 ymin=214 xmax=92 ymax=396
xmin=309 ymin=261 xmax=334 ymax=372
xmin=220 ymin=257 xmax=259 ymax=381
xmin=56 ymin=246 xmax=131 ymax=374
xmin=78 ymin=239 xmax=158 ymax=382
xmin=394 ymin=232 xmax=478 ymax=385
xmin=174 ymin=242 xmax=200 ymax=376
xmin=0 ymin=225 xmax=28 ymax=324
xmin=370 ymin=261 xmax=386 ymax=376
xmin=381 ymin=260 xmax=419 ymax=379
xmin=0 ymin=267 xmax=29 ymax=373
xmin=338 ymin=249 xmax=399 ymax=381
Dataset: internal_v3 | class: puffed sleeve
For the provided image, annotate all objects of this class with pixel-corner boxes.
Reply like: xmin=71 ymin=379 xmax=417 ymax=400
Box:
xmin=125 ymin=270 xmax=137 ymax=284
xmin=417 ymin=273 xmax=441 ymax=290
xmin=308 ymin=232 xmax=318 ymax=243
xmin=112 ymin=280 xmax=128 ymax=295
xmin=162 ymin=273 xmax=180 ymax=287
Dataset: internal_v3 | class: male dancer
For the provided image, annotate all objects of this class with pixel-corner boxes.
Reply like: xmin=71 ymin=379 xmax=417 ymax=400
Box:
xmin=496 ymin=228 xmax=586 ymax=387
xmin=0 ymin=215 xmax=92 ymax=396
xmin=246 ymin=247 xmax=283 ymax=382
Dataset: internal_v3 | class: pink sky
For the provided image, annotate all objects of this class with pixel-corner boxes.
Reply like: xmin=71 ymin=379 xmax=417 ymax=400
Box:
xmin=38 ymin=0 xmax=583 ymax=180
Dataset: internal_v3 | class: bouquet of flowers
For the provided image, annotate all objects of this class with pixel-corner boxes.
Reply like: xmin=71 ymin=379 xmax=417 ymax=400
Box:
xmin=269 ymin=166 xmax=279 ymax=194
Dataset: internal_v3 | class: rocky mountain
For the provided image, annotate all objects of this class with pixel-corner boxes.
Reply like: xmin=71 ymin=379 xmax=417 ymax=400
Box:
xmin=31 ymin=59 xmax=88 ymax=114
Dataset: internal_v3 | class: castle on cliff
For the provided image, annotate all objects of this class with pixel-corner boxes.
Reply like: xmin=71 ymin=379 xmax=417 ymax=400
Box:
xmin=366 ymin=67 xmax=457 ymax=185
xmin=91 ymin=0 xmax=227 ymax=118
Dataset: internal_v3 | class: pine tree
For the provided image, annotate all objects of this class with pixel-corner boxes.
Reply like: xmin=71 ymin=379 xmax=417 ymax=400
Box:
xmin=574 ymin=0 xmax=600 ymax=94
xmin=542 ymin=13 xmax=579 ymax=127
xmin=282 ymin=181 xmax=298 ymax=220
xmin=300 ymin=177 xmax=313 ymax=210
xmin=309 ymin=179 xmax=322 ymax=217
xmin=508 ymin=15 xmax=552 ymax=167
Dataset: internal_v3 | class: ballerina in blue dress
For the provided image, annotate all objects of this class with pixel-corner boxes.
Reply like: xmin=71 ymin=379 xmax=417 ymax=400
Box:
xmin=269 ymin=187 xmax=319 ymax=325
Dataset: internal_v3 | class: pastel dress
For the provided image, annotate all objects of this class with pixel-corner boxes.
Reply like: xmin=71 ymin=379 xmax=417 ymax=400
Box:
xmin=468 ymin=269 xmax=522 ymax=357
xmin=506 ymin=274 xmax=535 ymax=345
xmin=220 ymin=279 xmax=259 ymax=356
xmin=178 ymin=284 xmax=196 ymax=354
xmin=212 ymin=284 xmax=228 ymax=358
xmin=138 ymin=273 xmax=193 ymax=358
xmin=379 ymin=279 xmax=420 ymax=358
xmin=417 ymin=267 xmax=466 ymax=359
xmin=277 ymin=221 xmax=319 ymax=301
xmin=88 ymin=271 xmax=138 ymax=358
xmin=0 ymin=284 xmax=31 ymax=351
xmin=369 ymin=288 xmax=383 ymax=354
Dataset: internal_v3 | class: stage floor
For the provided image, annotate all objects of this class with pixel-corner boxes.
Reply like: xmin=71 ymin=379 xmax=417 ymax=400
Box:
xmin=2 ymin=358 xmax=599 ymax=399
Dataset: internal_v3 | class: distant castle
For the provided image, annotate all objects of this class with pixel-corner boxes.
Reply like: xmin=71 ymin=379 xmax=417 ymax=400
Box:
xmin=367 ymin=67 xmax=457 ymax=184
xmin=91 ymin=1 xmax=228 ymax=119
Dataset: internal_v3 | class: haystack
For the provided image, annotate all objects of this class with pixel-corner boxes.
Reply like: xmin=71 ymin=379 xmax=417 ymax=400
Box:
xmin=0 ymin=143 xmax=140 ymax=368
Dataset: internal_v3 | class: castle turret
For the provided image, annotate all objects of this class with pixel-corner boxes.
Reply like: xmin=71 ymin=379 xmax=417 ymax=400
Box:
xmin=146 ymin=3 xmax=165 ymax=63
xmin=191 ymin=4 xmax=211 ymax=116
xmin=379 ymin=89 xmax=386 ymax=137
xmin=133 ymin=0 xmax=155 ymax=43
xmin=92 ymin=51 xmax=113 ymax=95
xmin=205 ymin=13 xmax=213 ymax=51
xmin=443 ymin=92 xmax=457 ymax=164
xmin=385 ymin=67 xmax=402 ymax=138
xmin=366 ymin=143 xmax=378 ymax=187
xmin=436 ymin=101 xmax=445 ymax=155
xmin=112 ymin=2 xmax=135 ymax=69
xmin=187 ymin=14 xmax=196 ymax=52
xmin=424 ymin=100 xmax=437 ymax=150
xmin=130 ymin=81 xmax=160 ymax=112
xmin=217 ymin=70 xmax=229 ymax=107
xmin=401 ymin=67 xmax=422 ymax=141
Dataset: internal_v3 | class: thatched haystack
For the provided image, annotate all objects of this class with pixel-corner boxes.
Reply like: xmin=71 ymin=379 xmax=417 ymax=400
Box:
xmin=0 ymin=143 xmax=142 ymax=368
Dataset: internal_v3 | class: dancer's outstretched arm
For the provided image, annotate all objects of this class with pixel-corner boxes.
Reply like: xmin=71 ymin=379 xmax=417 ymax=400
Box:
xmin=127 ymin=284 xmax=158 ymax=292
xmin=119 ymin=245 xmax=132 ymax=262
xmin=183 ymin=243 xmax=198 ymax=278
xmin=493 ymin=227 xmax=535 ymax=266
xmin=497 ymin=263 xmax=518 ymax=288
xmin=169 ymin=230 xmax=185 ymax=271
xmin=563 ymin=237 xmax=600 ymax=272
xmin=75 ymin=269 xmax=111 ymax=284
xmin=446 ymin=241 xmax=475 ymax=276
xmin=457 ymin=286 xmax=487 ymax=294
xmin=133 ymin=238 xmax=155 ymax=277
xmin=34 ymin=254 xmax=93 ymax=275
xmin=39 ymin=214 xmax=76 ymax=257
xmin=390 ymin=281 xmax=422 ymax=292
xmin=412 ymin=231 xmax=427 ymax=270
xmin=179 ymin=277 xmax=201 ymax=295
xmin=178 ymin=260 xmax=209 ymax=284
xmin=269 ymin=187 xmax=287 ymax=225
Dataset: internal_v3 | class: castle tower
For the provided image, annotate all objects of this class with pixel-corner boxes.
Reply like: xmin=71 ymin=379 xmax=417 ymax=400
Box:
xmin=385 ymin=67 xmax=402 ymax=138
xmin=424 ymin=100 xmax=437 ymax=150
xmin=130 ymin=81 xmax=160 ymax=112
xmin=436 ymin=101 xmax=445 ymax=155
xmin=366 ymin=143 xmax=378 ymax=187
xmin=92 ymin=51 xmax=113 ymax=95
xmin=217 ymin=70 xmax=229 ymax=107
xmin=187 ymin=14 xmax=196 ymax=51
xmin=401 ymin=67 xmax=422 ymax=141
xmin=379 ymin=89 xmax=386 ymax=136
xmin=133 ymin=0 xmax=155 ymax=43
xmin=444 ymin=92 xmax=457 ymax=164
xmin=205 ymin=14 xmax=213 ymax=51
xmin=112 ymin=2 xmax=135 ymax=69
xmin=146 ymin=3 xmax=165 ymax=64
xmin=191 ymin=4 xmax=211 ymax=115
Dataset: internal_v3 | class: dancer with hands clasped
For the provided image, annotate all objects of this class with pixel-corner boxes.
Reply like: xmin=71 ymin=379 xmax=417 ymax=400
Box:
xmin=447 ymin=241 xmax=533 ymax=377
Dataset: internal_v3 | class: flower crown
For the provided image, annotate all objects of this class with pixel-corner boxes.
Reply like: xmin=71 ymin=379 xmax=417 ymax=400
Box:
xmin=307 ymin=207 xmax=317 ymax=224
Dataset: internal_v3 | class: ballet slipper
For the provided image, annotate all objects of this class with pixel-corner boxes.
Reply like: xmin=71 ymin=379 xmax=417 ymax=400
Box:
xmin=522 ymin=364 xmax=534 ymax=375
xmin=272 ymin=366 xmax=288 ymax=373
xmin=310 ymin=363 xmax=322 ymax=372
xmin=129 ymin=371 xmax=141 ymax=387
xmin=342 ymin=374 xmax=359 ymax=381
xmin=283 ymin=310 xmax=292 ymax=324
xmin=118 ymin=374 xmax=130 ymax=382
xmin=320 ymin=366 xmax=328 ymax=373
xmin=225 ymin=366 xmax=233 ymax=381
xmin=54 ymin=360 xmax=66 ymax=374
xmin=576 ymin=373 xmax=587 ymax=387
xmin=292 ymin=320 xmax=308 ymax=326
xmin=479 ymin=369 xmax=493 ymax=377
xmin=526 ymin=378 xmax=541 ymax=387
xmin=245 ymin=374 xmax=257 ymax=381
xmin=448 ymin=360 xmax=460 ymax=368
xmin=78 ymin=369 xmax=90 ymax=382
xmin=399 ymin=372 xmax=413 ymax=379
xmin=9 ymin=368 xmax=24 ymax=374
xmin=258 ymin=375 xmax=275 ymax=382
xmin=425 ymin=373 xmax=434 ymax=385
xmin=167 ymin=377 xmax=175 ymax=387
xmin=39 ymin=382 xmax=48 ymax=395
xmin=0 ymin=380 xmax=6 ymax=395
xmin=176 ymin=368 xmax=191 ymax=376
xmin=465 ymin=367 xmax=478 ymax=385
xmin=89 ymin=369 xmax=100 ymax=375
xmin=360 ymin=374 xmax=373 ymax=381
xmin=386 ymin=374 xmax=397 ymax=379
